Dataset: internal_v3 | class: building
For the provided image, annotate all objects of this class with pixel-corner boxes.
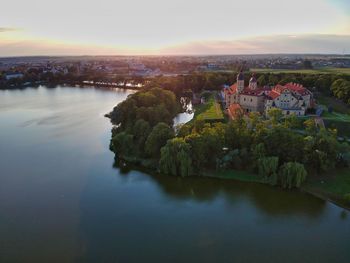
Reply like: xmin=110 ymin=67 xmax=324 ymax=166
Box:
xmin=5 ymin=73 xmax=24 ymax=80
xmin=224 ymin=71 xmax=314 ymax=116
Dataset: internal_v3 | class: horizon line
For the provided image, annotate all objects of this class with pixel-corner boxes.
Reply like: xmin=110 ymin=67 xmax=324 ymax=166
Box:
xmin=1 ymin=53 xmax=350 ymax=59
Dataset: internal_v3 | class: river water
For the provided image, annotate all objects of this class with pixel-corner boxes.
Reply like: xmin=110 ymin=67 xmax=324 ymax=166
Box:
xmin=0 ymin=85 xmax=349 ymax=263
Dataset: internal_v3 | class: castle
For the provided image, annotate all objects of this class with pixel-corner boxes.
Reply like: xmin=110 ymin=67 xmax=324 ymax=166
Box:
xmin=224 ymin=71 xmax=314 ymax=117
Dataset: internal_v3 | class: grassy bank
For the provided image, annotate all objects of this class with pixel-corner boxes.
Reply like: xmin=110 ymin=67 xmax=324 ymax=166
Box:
xmin=194 ymin=95 xmax=224 ymax=122
xmin=301 ymin=169 xmax=350 ymax=209
xmin=204 ymin=168 xmax=350 ymax=210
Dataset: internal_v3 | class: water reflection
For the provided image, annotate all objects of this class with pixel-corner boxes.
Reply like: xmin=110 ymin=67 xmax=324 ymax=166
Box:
xmin=115 ymin=164 xmax=327 ymax=218
xmin=1 ymin=86 xmax=349 ymax=263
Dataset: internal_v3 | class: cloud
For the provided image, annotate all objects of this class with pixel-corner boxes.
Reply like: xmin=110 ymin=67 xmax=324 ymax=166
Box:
xmin=0 ymin=34 xmax=349 ymax=56
xmin=161 ymin=34 xmax=350 ymax=55
xmin=0 ymin=27 xmax=20 ymax=33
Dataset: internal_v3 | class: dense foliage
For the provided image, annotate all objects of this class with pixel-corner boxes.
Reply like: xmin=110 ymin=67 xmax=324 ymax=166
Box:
xmin=158 ymin=108 xmax=350 ymax=189
xmin=109 ymin=88 xmax=179 ymax=165
xmin=109 ymin=80 xmax=349 ymax=189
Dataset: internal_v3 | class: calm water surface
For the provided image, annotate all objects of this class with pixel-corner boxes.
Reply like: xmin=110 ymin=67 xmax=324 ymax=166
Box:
xmin=0 ymin=86 xmax=349 ymax=263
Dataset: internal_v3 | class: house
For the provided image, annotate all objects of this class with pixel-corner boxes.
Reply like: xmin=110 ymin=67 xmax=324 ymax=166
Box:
xmin=224 ymin=71 xmax=314 ymax=116
xmin=265 ymin=83 xmax=313 ymax=116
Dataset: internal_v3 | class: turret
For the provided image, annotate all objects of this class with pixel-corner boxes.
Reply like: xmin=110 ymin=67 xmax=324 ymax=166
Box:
xmin=249 ymin=73 xmax=257 ymax=90
xmin=237 ymin=70 xmax=244 ymax=93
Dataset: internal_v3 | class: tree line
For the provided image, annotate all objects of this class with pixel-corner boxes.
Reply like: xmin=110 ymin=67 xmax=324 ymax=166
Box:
xmin=3 ymin=67 xmax=349 ymax=106
xmin=109 ymin=88 xmax=350 ymax=189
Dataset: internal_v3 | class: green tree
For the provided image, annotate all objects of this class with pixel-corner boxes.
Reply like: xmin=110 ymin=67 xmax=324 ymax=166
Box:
xmin=252 ymin=143 xmax=266 ymax=160
xmin=284 ymin=113 xmax=300 ymax=129
xmin=159 ymin=138 xmax=192 ymax=177
xmin=257 ymin=75 xmax=266 ymax=86
xmin=258 ymin=156 xmax=279 ymax=179
xmin=279 ymin=162 xmax=307 ymax=189
xmin=111 ymin=132 xmax=134 ymax=156
xmin=268 ymin=74 xmax=279 ymax=85
xmin=303 ymin=131 xmax=339 ymax=173
xmin=264 ymin=126 xmax=304 ymax=163
xmin=267 ymin=108 xmax=283 ymax=125
xmin=145 ymin=123 xmax=175 ymax=157
xmin=132 ymin=119 xmax=151 ymax=152
xmin=184 ymin=133 xmax=207 ymax=173
xmin=304 ymin=118 xmax=317 ymax=135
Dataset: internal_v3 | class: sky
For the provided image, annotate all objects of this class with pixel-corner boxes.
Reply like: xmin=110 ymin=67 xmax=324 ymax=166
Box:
xmin=0 ymin=0 xmax=349 ymax=56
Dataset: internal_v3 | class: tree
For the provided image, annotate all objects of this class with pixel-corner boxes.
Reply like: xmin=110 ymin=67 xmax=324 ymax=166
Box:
xmin=257 ymin=75 xmax=266 ymax=86
xmin=257 ymin=156 xmax=279 ymax=179
xmin=145 ymin=123 xmax=175 ymax=157
xmin=303 ymin=60 xmax=313 ymax=69
xmin=268 ymin=74 xmax=279 ymax=85
xmin=304 ymin=118 xmax=317 ymax=135
xmin=132 ymin=119 xmax=151 ymax=152
xmin=247 ymin=111 xmax=261 ymax=129
xmin=264 ymin=126 xmax=304 ymax=163
xmin=252 ymin=143 xmax=266 ymax=160
xmin=177 ymin=123 xmax=193 ymax=137
xmin=315 ymin=75 xmax=331 ymax=93
xmin=331 ymin=78 xmax=350 ymax=104
xmin=184 ymin=133 xmax=207 ymax=172
xmin=279 ymin=162 xmax=307 ymax=189
xmin=109 ymin=98 xmax=137 ymax=128
xmin=303 ymin=130 xmax=339 ymax=173
xmin=283 ymin=114 xmax=300 ymax=129
xmin=111 ymin=132 xmax=134 ymax=156
xmin=267 ymin=108 xmax=283 ymax=125
xmin=159 ymin=138 xmax=192 ymax=177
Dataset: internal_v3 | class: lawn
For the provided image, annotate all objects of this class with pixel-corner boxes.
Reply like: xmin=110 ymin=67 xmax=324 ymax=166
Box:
xmin=316 ymin=93 xmax=350 ymax=114
xmin=250 ymin=67 xmax=350 ymax=75
xmin=316 ymin=99 xmax=350 ymax=136
xmin=195 ymin=95 xmax=224 ymax=122
xmin=322 ymin=111 xmax=350 ymax=122
xmin=302 ymin=169 xmax=350 ymax=208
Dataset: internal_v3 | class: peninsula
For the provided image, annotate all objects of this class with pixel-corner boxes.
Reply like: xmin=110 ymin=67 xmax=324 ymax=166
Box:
xmin=108 ymin=71 xmax=350 ymax=209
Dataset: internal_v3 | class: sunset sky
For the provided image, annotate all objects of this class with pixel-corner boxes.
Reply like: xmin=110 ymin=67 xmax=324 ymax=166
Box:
xmin=1 ymin=0 xmax=349 ymax=56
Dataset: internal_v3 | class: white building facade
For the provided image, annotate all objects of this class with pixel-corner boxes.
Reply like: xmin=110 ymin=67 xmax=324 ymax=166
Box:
xmin=224 ymin=72 xmax=314 ymax=116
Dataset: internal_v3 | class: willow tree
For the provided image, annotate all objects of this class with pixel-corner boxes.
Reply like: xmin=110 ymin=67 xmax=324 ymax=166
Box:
xmin=257 ymin=156 xmax=279 ymax=181
xmin=159 ymin=138 xmax=192 ymax=177
xmin=279 ymin=162 xmax=307 ymax=189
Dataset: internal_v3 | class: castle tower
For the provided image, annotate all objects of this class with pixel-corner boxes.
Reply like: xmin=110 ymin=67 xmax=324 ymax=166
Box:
xmin=237 ymin=70 xmax=244 ymax=93
xmin=249 ymin=73 xmax=257 ymax=90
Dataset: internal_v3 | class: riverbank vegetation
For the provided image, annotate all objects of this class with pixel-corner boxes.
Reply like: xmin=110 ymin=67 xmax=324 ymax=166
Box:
xmin=108 ymin=88 xmax=181 ymax=167
xmin=109 ymin=86 xmax=350 ymax=207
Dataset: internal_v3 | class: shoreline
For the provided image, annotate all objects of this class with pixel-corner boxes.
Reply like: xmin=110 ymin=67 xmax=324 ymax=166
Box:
xmin=0 ymin=81 xmax=143 ymax=90
xmin=115 ymin=155 xmax=350 ymax=211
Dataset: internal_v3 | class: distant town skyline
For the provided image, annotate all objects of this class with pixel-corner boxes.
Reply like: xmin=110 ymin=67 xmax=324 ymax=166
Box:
xmin=1 ymin=0 xmax=349 ymax=56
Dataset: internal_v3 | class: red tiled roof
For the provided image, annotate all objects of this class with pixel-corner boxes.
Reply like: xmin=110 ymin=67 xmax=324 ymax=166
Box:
xmin=224 ymin=83 xmax=238 ymax=95
xmin=273 ymin=84 xmax=287 ymax=93
xmin=225 ymin=81 xmax=309 ymax=99
xmin=228 ymin=103 xmax=243 ymax=119
xmin=240 ymin=86 xmax=267 ymax=96
xmin=269 ymin=90 xmax=280 ymax=99
xmin=284 ymin=82 xmax=309 ymax=95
